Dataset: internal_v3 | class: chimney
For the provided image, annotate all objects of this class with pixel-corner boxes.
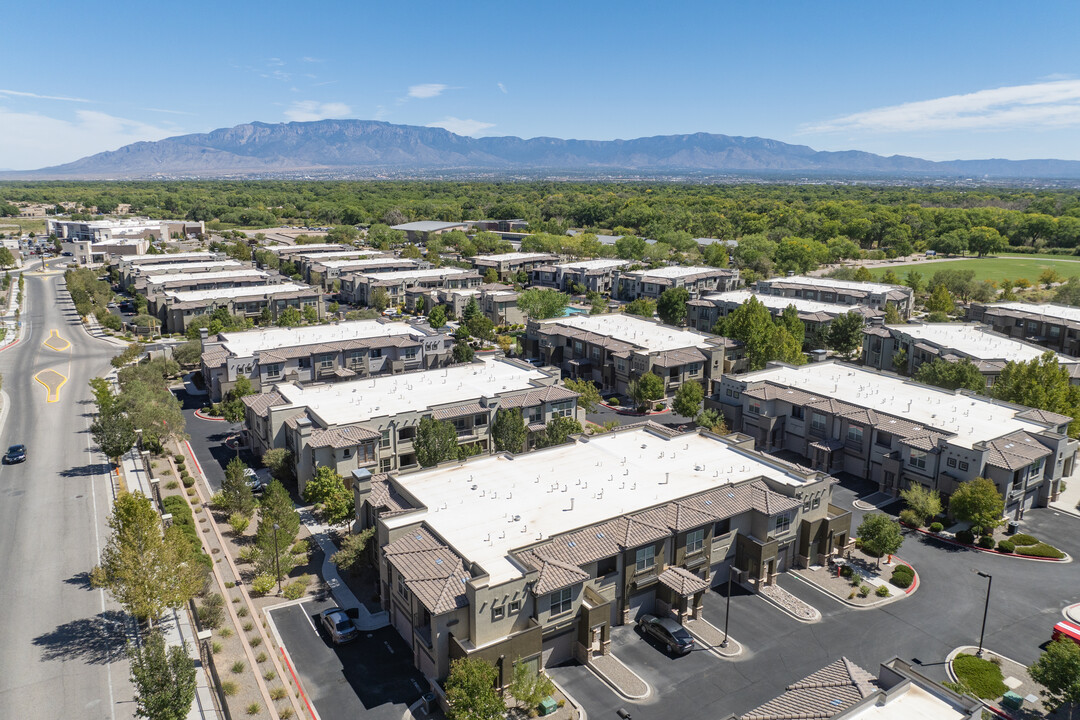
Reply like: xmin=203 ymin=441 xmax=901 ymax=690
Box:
xmin=199 ymin=327 xmax=209 ymax=340
xmin=351 ymin=467 xmax=373 ymax=499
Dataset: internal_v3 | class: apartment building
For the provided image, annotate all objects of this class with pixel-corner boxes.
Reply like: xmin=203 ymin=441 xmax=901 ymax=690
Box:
xmin=264 ymin=243 xmax=349 ymax=257
xmin=342 ymin=267 xmax=482 ymax=307
xmin=756 ymin=275 xmax=914 ymax=318
xmin=308 ymin=258 xmax=423 ymax=288
xmin=531 ymin=259 xmax=630 ymax=294
xmin=470 ymin=252 xmax=560 ymax=281
xmin=390 ymin=221 xmax=469 ymax=243
xmin=612 ymin=265 xmax=741 ymax=301
xmin=48 ymin=217 xmax=203 ymax=242
xmin=135 ymin=269 xmax=272 ymax=296
xmin=714 ymin=361 xmax=1077 ymax=517
xmin=150 ymin=283 xmax=323 ymax=334
xmin=525 ymin=313 xmax=742 ymax=396
xmin=291 ymin=249 xmax=385 ymax=282
xmin=687 ymin=291 xmax=883 ymax=336
xmin=357 ymin=424 xmax=848 ymax=681
xmin=242 ymin=356 xmax=581 ymax=490
xmin=119 ymin=257 xmax=240 ymax=287
xmin=968 ymin=301 xmax=1080 ymax=356
xmin=200 ymin=319 xmax=453 ymax=401
xmin=413 ymin=285 xmax=525 ymax=326
xmin=863 ymin=323 xmax=1080 ymax=386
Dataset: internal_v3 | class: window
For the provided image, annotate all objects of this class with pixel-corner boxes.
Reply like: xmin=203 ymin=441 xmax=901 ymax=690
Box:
xmin=549 ymin=588 xmax=572 ymax=615
xmin=343 ymin=448 xmax=352 ymax=458
xmin=380 ymin=457 xmax=392 ymax=473
xmin=1031 ymin=458 xmax=1045 ymax=476
xmin=790 ymin=406 xmax=804 ymax=420
xmin=552 ymin=400 xmax=573 ymax=418
xmin=371 ymin=349 xmax=382 ymax=359
xmin=909 ymin=449 xmax=927 ymax=470
xmin=811 ymin=412 xmax=827 ymax=433
xmin=634 ymin=547 xmax=654 ymax=573
xmin=596 ymin=556 xmax=617 ymax=576
xmin=380 ymin=429 xmax=391 ymax=448
xmin=748 ymin=401 xmax=761 ymax=415
xmin=714 ymin=518 xmax=731 ymax=536
xmin=774 ymin=513 xmax=792 ymax=534
xmin=265 ymin=363 xmax=283 ymax=379
xmin=846 ymin=426 xmax=863 ymax=445
xmin=725 ymin=388 xmax=733 ymax=397
xmin=812 ymin=496 xmax=821 ymax=510
xmin=733 ymin=391 xmax=740 ymax=399
xmin=318 ymin=354 xmax=334 ymax=370
xmin=492 ymin=605 xmax=505 ymax=621
xmin=876 ymin=431 xmax=893 ymax=448
xmin=475 ymin=414 xmax=488 ymax=427
xmin=947 ymin=457 xmax=957 ymax=468
xmin=397 ymin=574 xmax=410 ymax=601
xmin=959 ymin=461 xmax=969 ymax=471
xmin=398 ymin=426 xmax=415 ymax=442
xmin=403 ymin=347 xmax=418 ymax=359
xmin=803 ymin=496 xmax=812 ymax=512
xmin=527 ymin=407 xmax=542 ymax=424
xmin=508 ymin=600 xmax=521 ymax=614
xmin=686 ymin=528 xmax=705 ymax=554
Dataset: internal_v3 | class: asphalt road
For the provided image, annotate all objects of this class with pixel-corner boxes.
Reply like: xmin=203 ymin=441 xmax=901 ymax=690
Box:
xmin=0 ymin=260 xmax=134 ymax=719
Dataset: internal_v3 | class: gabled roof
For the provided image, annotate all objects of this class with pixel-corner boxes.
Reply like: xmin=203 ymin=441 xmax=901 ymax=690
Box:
xmin=658 ymin=567 xmax=709 ymax=596
xmin=522 ymin=550 xmax=591 ymax=594
xmin=368 ymin=474 xmax=415 ymax=517
xmin=1016 ymin=407 xmax=1074 ymax=426
xmin=383 ymin=528 xmax=470 ymax=615
xmin=241 ymin=390 xmax=286 ymax=418
xmin=498 ymin=385 xmax=580 ymax=409
xmin=739 ymin=657 xmax=879 ymax=720
xmin=308 ymin=425 xmax=381 ymax=449
xmin=986 ymin=431 xmax=1052 ymax=471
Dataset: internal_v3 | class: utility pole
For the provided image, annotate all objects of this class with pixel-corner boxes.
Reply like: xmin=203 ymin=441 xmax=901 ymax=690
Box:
xmin=976 ymin=571 xmax=992 ymax=658
xmin=273 ymin=523 xmax=282 ymax=595
xmin=721 ymin=568 xmax=733 ymax=649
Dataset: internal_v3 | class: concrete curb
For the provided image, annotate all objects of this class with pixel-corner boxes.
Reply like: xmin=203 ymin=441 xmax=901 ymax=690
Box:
xmin=1063 ymin=602 xmax=1080 ymax=624
xmin=787 ymin=558 xmax=919 ymax=610
xmin=584 ymin=654 xmax=651 ymax=701
xmin=909 ymin=525 xmax=1072 ymax=563
xmin=264 ymin=605 xmax=321 ymax=720
xmin=549 ymin=673 xmax=588 ymax=720
xmin=194 ymin=409 xmax=226 ymax=422
xmin=756 ymin=588 xmax=821 ymax=624
xmin=686 ymin=618 xmax=744 ymax=659
xmin=944 ymin=646 xmax=1018 ymax=719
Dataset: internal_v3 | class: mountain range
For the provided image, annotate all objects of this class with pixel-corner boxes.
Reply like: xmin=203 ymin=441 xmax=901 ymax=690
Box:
xmin=7 ymin=119 xmax=1080 ymax=180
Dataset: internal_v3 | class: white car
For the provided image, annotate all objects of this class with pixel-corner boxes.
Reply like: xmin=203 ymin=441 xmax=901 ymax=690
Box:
xmin=242 ymin=467 xmax=271 ymax=492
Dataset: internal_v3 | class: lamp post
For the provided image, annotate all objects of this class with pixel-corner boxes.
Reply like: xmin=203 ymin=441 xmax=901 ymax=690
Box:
xmin=273 ymin=523 xmax=282 ymax=595
xmin=721 ymin=568 xmax=733 ymax=649
xmin=976 ymin=571 xmax=992 ymax=658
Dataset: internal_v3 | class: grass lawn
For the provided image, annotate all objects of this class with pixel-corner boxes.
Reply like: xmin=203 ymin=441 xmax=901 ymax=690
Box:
xmin=952 ymin=653 xmax=1008 ymax=699
xmin=867 ymin=256 xmax=1080 ymax=286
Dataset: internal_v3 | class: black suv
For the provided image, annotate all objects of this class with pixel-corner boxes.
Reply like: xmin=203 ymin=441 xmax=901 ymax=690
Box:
xmin=636 ymin=614 xmax=695 ymax=655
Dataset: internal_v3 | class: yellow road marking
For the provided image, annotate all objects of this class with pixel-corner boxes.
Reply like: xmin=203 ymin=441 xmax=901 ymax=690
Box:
xmin=42 ymin=329 xmax=71 ymax=352
xmin=34 ymin=369 xmax=67 ymax=403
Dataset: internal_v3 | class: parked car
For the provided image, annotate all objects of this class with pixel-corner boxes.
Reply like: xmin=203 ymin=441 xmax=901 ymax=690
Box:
xmin=636 ymin=614 xmax=695 ymax=655
xmin=3 ymin=444 xmax=27 ymax=464
xmin=319 ymin=607 xmax=359 ymax=644
xmin=242 ymin=467 xmax=271 ymax=492
xmin=61 ymin=251 xmax=73 ymax=256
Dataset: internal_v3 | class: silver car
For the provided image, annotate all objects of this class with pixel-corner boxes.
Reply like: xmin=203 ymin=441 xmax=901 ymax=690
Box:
xmin=319 ymin=607 xmax=358 ymax=644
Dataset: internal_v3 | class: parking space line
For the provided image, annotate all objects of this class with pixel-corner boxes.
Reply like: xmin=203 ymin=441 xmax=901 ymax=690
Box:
xmin=384 ymin=640 xmax=395 ymax=654
xmin=302 ymin=606 xmax=318 ymax=635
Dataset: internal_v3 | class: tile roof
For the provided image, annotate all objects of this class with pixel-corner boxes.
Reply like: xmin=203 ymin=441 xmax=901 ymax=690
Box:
xmin=522 ymin=550 xmax=591 ymax=594
xmin=431 ymin=402 xmax=487 ymax=421
xmin=985 ymin=431 xmax=1052 ymax=471
xmin=498 ymin=385 xmax=580 ymax=409
xmin=658 ymin=567 xmax=709 ymax=596
xmin=739 ymin=657 xmax=878 ymax=720
xmin=1016 ymin=407 xmax=1074 ymax=426
xmin=241 ymin=390 xmax=287 ymax=418
xmin=368 ymin=474 xmax=415 ymax=516
xmin=899 ymin=431 xmax=947 ymax=452
xmin=651 ymin=348 xmax=708 ymax=368
xmin=201 ymin=349 xmax=229 ymax=370
xmin=383 ymin=527 xmax=471 ymax=615
xmin=308 ymin=425 xmax=381 ymax=449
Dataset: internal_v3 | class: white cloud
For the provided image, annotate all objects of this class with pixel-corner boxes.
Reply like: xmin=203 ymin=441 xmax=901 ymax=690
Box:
xmin=803 ymin=80 xmax=1080 ymax=134
xmin=408 ymin=83 xmax=448 ymax=99
xmin=0 ymin=89 xmax=90 ymax=103
xmin=284 ymin=100 xmax=351 ymax=122
xmin=497 ymin=82 xmax=508 ymax=94
xmin=145 ymin=107 xmax=195 ymax=116
xmin=0 ymin=107 xmax=178 ymax=169
xmin=426 ymin=117 xmax=495 ymax=136
xmin=300 ymin=56 xmax=323 ymax=63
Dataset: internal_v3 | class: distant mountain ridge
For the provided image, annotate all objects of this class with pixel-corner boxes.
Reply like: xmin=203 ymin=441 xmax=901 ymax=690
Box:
xmin=8 ymin=119 xmax=1080 ymax=179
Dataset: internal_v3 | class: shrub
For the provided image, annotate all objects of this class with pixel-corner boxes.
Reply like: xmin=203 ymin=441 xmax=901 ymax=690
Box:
xmin=174 ymin=454 xmax=185 ymax=464
xmin=211 ymin=641 xmax=222 ymax=654
xmin=284 ymin=581 xmax=306 ymax=600
xmin=197 ymin=593 xmax=224 ymax=629
xmin=263 ymin=670 xmax=276 ymax=681
xmin=955 ymin=529 xmax=975 ymax=545
xmin=251 ymin=574 xmax=276 ymax=596
xmin=978 ymin=536 xmax=996 ymax=549
xmin=279 ymin=709 xmax=294 ymax=720
xmin=218 ymin=627 xmax=232 ymax=638
xmin=952 ymin=653 xmax=1008 ymax=699
xmin=165 ymin=480 xmax=179 ymax=490
xmin=291 ymin=540 xmax=309 ymax=556
xmin=185 ymin=487 xmax=196 ymax=497
xmin=270 ymin=687 xmax=287 ymax=701
xmin=182 ymin=475 xmax=195 ymax=488
xmin=858 ymin=584 xmax=870 ymax=597
xmin=229 ymin=513 xmax=250 ymax=536
xmin=654 ymin=403 xmax=665 ymax=411
xmin=929 ymin=522 xmax=944 ymax=533
xmin=875 ymin=585 xmax=890 ymax=597
xmin=1018 ymin=543 xmax=1065 ymax=559
xmin=898 ymin=509 xmax=921 ymax=527
xmin=997 ymin=540 xmax=1015 ymax=553
xmin=221 ymin=681 xmax=238 ymax=696
xmin=242 ymin=622 xmax=253 ymax=632
xmin=256 ymin=651 xmax=267 ymax=663
xmin=607 ymin=397 xmax=619 ymax=406
xmin=249 ymin=636 xmax=262 ymax=648
xmin=890 ymin=567 xmax=914 ymax=589
xmin=1011 ymin=533 xmax=1039 ymax=546
xmin=246 ymin=703 xmax=261 ymax=716
xmin=839 ymin=565 xmax=853 ymax=578
xmin=231 ymin=660 xmax=245 ymax=674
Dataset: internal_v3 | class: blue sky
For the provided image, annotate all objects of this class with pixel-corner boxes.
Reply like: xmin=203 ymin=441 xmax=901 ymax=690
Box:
xmin=3 ymin=0 xmax=1079 ymax=169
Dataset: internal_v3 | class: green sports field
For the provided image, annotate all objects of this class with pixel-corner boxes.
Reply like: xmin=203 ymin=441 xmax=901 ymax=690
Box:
xmin=866 ymin=255 xmax=1080 ymax=285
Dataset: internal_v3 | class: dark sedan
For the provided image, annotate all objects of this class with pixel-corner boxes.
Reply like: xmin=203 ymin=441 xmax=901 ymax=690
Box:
xmin=3 ymin=444 xmax=27 ymax=464
xmin=636 ymin=614 xmax=695 ymax=655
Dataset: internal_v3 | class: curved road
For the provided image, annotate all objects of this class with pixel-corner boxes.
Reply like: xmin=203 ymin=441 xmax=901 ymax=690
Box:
xmin=0 ymin=260 xmax=133 ymax=719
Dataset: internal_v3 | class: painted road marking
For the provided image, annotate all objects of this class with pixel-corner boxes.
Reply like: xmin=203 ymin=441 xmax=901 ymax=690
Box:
xmin=34 ymin=368 xmax=68 ymax=403
xmin=42 ymin=328 xmax=71 ymax=352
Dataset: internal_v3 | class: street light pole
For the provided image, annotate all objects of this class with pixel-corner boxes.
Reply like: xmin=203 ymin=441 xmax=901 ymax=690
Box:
xmin=976 ymin=571 xmax=992 ymax=658
xmin=721 ymin=569 xmax=732 ymax=648
xmin=273 ymin=523 xmax=282 ymax=595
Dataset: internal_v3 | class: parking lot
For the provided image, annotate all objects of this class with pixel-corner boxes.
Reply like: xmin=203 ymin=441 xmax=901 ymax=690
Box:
xmin=269 ymin=597 xmax=427 ymax=720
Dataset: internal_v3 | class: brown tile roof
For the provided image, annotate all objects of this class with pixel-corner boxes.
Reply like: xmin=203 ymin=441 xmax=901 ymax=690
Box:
xmin=658 ymin=567 xmax=709 ymax=596
xmin=651 ymin=348 xmax=708 ymax=368
xmin=201 ymin=350 xmax=229 ymax=369
xmin=241 ymin=390 xmax=287 ymax=418
xmin=986 ymin=431 xmax=1052 ymax=471
xmin=739 ymin=657 xmax=878 ymax=720
xmin=431 ymin=402 xmax=487 ymax=421
xmin=368 ymin=474 xmax=415 ymax=516
xmin=523 ymin=550 xmax=591 ymax=594
xmin=257 ymin=335 xmax=423 ymax=362
xmin=308 ymin=425 xmax=381 ymax=449
xmin=499 ymin=385 xmax=580 ymax=409
xmin=383 ymin=527 xmax=470 ymax=615
xmin=1016 ymin=407 xmax=1074 ymax=426
xmin=899 ymin=431 xmax=947 ymax=452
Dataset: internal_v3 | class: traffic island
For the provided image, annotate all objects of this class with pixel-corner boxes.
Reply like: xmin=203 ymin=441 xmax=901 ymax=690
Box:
xmin=586 ymin=653 xmax=650 ymax=700
xmin=946 ymin=646 xmax=1050 ymax=718
xmin=791 ymin=549 xmax=918 ymax=608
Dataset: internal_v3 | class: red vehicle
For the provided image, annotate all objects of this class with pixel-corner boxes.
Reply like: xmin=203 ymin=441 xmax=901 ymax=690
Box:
xmin=1052 ymin=620 xmax=1080 ymax=647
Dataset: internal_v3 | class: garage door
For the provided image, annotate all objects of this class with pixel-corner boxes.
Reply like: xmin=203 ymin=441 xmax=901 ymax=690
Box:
xmin=843 ymin=454 xmax=865 ymax=479
xmin=542 ymin=629 xmax=576 ymax=667
xmin=627 ymin=589 xmax=656 ymax=623
xmin=392 ymin=605 xmax=413 ymax=647
xmin=1022 ymin=488 xmax=1039 ymax=512
xmin=709 ymin=560 xmax=731 ymax=588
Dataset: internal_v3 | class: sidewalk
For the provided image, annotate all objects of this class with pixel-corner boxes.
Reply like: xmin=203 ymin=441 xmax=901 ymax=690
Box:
xmin=1050 ymin=475 xmax=1080 ymax=518
xmin=684 ymin=616 xmax=742 ymax=657
xmin=84 ymin=313 xmax=131 ymax=346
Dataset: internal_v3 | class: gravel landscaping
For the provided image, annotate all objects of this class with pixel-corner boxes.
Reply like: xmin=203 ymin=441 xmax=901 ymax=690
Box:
xmin=760 ymin=583 xmax=820 ymax=621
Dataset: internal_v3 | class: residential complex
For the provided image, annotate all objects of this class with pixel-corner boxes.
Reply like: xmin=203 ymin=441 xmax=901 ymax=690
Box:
xmin=425 ymin=285 xmax=525 ymax=326
xmin=531 ymin=259 xmax=630 ymax=294
xmin=390 ymin=221 xmax=469 ymax=243
xmin=200 ymin=319 xmax=453 ymax=401
xmin=612 ymin=265 xmax=741 ymax=301
xmin=714 ymin=361 xmax=1077 ymax=517
xmin=863 ymin=322 xmax=1080 ymax=386
xmin=756 ymin=275 xmax=914 ymax=318
xmin=135 ymin=268 xmax=272 ymax=295
xmin=470 ymin=252 xmax=559 ymax=280
xmin=968 ymin=301 xmax=1080 ymax=356
xmin=308 ymin=258 xmax=423 ymax=287
xmin=687 ymin=290 xmax=883 ymax=335
xmin=48 ymin=217 xmax=203 ymax=242
xmin=150 ymin=283 xmax=323 ymax=333
xmin=358 ymin=424 xmax=848 ymax=680
xmin=525 ymin=313 xmax=743 ymax=396
xmin=242 ymin=356 xmax=582 ymax=489
xmin=341 ymin=267 xmax=481 ymax=307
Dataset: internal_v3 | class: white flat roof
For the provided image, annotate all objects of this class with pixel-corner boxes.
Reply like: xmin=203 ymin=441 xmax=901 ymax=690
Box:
xmin=357 ymin=268 xmax=469 ymax=281
xmin=843 ymin=683 xmax=967 ymax=720
xmin=890 ymin=324 xmax=1077 ymax=365
xmin=267 ymin=243 xmax=346 ymax=254
xmin=316 ymin=258 xmax=413 ymax=270
xmin=123 ymin=252 xmax=215 ymax=263
xmin=741 ymin=362 xmax=1047 ymax=448
xmin=166 ymin=283 xmax=310 ymax=303
xmin=218 ymin=320 xmax=424 ymax=358
xmin=542 ymin=313 xmax=714 ymax=351
xmin=144 ymin=269 xmax=268 ymax=285
xmin=706 ymin=290 xmax=869 ymax=314
xmin=386 ymin=428 xmax=812 ymax=584
xmin=557 ymin=259 xmax=630 ymax=271
xmin=625 ymin=265 xmax=724 ymax=279
xmin=275 ymin=356 xmax=545 ymax=426
xmin=473 ymin=252 xmax=554 ymax=262
xmin=133 ymin=260 xmax=243 ymax=274
xmin=770 ymin=275 xmax=907 ymax=293
xmin=300 ymin=250 xmax=383 ymax=262
xmin=985 ymin=301 xmax=1080 ymax=324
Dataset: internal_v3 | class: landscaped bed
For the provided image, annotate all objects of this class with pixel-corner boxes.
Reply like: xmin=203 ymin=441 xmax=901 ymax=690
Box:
xmin=950 ymin=653 xmax=1008 ymax=699
xmin=910 ymin=523 xmax=1066 ymax=560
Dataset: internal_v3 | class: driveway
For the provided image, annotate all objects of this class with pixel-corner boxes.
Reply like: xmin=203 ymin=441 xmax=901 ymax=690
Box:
xmin=269 ymin=598 xmax=426 ymax=720
xmin=176 ymin=387 xmax=260 ymax=492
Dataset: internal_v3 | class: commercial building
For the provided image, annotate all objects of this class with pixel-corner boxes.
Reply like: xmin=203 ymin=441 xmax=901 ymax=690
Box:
xmin=612 ymin=265 xmax=741 ymax=301
xmin=688 ymin=291 xmax=883 ymax=335
xmin=342 ymin=267 xmax=481 ymax=307
xmin=968 ymin=301 xmax=1080 ymax=356
xmin=357 ymin=424 xmax=848 ymax=680
xmin=391 ymin=221 xmax=469 ymax=243
xmin=200 ymin=319 xmax=453 ymax=401
xmin=863 ymin=323 xmax=1080 ymax=386
xmin=150 ymin=283 xmax=323 ymax=334
xmin=63 ymin=237 xmax=150 ymax=265
xmin=242 ymin=356 xmax=582 ymax=489
xmin=714 ymin=361 xmax=1077 ymax=517
xmin=135 ymin=269 xmax=272 ymax=296
xmin=48 ymin=217 xmax=203 ymax=243
xmin=531 ymin=259 xmax=630 ymax=294
xmin=525 ymin=313 xmax=742 ymax=396
xmin=756 ymin=275 xmax=914 ymax=318
xmin=470 ymin=252 xmax=560 ymax=281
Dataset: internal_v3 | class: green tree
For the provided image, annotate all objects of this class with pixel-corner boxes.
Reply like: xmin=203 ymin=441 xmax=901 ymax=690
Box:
xmin=508 ymin=660 xmax=556 ymax=710
xmin=172 ymin=339 xmax=203 ymax=367
xmin=880 ymin=269 xmax=901 ymax=285
xmin=853 ymin=265 xmax=873 ymax=281
xmin=331 ymin=527 xmax=377 ymax=575
xmin=482 ymin=267 xmax=499 ymax=284
xmin=277 ymin=307 xmax=302 ymax=327
xmin=302 ymin=466 xmax=355 ymax=526
xmin=261 ymin=448 xmax=295 ymax=483
xmin=492 ymin=408 xmax=528 ymax=453
xmin=303 ymin=305 xmax=319 ymax=324
xmin=1029 ymin=638 xmax=1080 ymax=715
xmin=696 ymin=408 xmax=728 ymax=434
xmin=904 ymin=270 xmax=925 ymax=295
xmin=991 ymin=351 xmax=1080 ymax=436
xmin=372 ymin=289 xmax=391 ymax=312
xmin=0 ymin=247 xmax=16 ymax=268
xmin=222 ymin=375 xmax=254 ymax=425
xmin=672 ymin=380 xmax=704 ymax=418
xmin=534 ymin=416 xmax=583 ymax=449
xmin=1040 ymin=268 xmax=1064 ymax=289
xmin=855 ymin=513 xmax=904 ymax=568
xmin=517 ymin=288 xmax=569 ymax=320
xmin=656 ymin=286 xmax=690 ymax=326
xmin=949 ymin=477 xmax=1005 ymax=530
xmin=714 ymin=296 xmax=775 ymax=371
xmin=255 ymin=479 xmax=301 ymax=581
xmin=1054 ymin=277 xmax=1080 ymax=306
xmin=453 ymin=339 xmax=475 ymax=363
xmin=614 ymin=235 xmax=647 ymax=260
xmin=563 ymin=378 xmax=601 ymax=413
xmin=415 ymin=416 xmax=460 ymax=467
xmin=914 ymin=358 xmax=984 ymax=392
xmin=91 ymin=404 xmax=137 ymax=464
xmin=623 ymin=298 xmax=656 ymax=318
xmin=100 ymin=492 xmax=205 ymax=621
xmin=463 ymin=297 xmax=481 ymax=323
xmin=628 ymin=371 xmax=665 ymax=410
xmin=222 ymin=457 xmax=256 ymax=517
xmin=899 ymin=484 xmax=943 ymax=525
xmin=779 ymin=304 xmax=805 ymax=349
xmin=883 ymin=303 xmax=903 ymax=324
xmin=826 ymin=311 xmax=865 ymax=358
xmin=128 ymin=631 xmax=197 ymax=720
xmin=445 ymin=657 xmax=505 ymax=720
xmin=925 ymin=284 xmax=954 ymax=314
xmin=428 ymin=305 xmax=447 ymax=329
xmin=967 ymin=226 xmax=1006 ymax=257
